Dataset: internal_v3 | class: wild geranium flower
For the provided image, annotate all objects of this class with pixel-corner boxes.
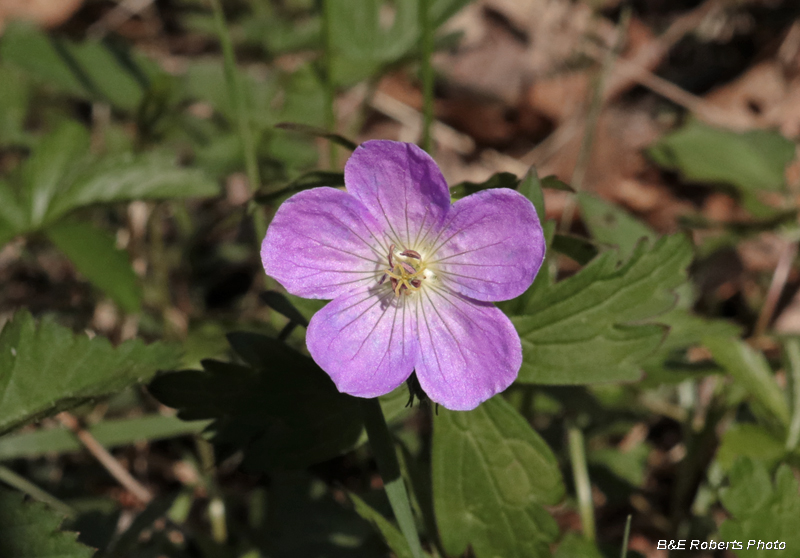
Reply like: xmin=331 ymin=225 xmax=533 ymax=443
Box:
xmin=261 ymin=140 xmax=545 ymax=410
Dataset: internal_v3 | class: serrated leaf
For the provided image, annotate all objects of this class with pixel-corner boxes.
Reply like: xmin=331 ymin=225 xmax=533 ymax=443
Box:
xmin=718 ymin=459 xmax=800 ymax=556
xmin=512 ymin=235 xmax=693 ymax=384
xmin=0 ymin=311 xmax=179 ymax=436
xmin=704 ymin=337 xmax=791 ymax=428
xmin=46 ymin=221 xmax=141 ymax=314
xmin=433 ymin=396 xmax=563 ymax=558
xmin=148 ymin=332 xmax=363 ymax=470
xmin=349 ymin=492 xmax=432 ymax=558
xmin=716 ymin=424 xmax=786 ymax=471
xmin=518 ymin=168 xmax=545 ymax=218
xmin=648 ymin=120 xmax=795 ymax=193
xmin=0 ymin=488 xmax=94 ymax=558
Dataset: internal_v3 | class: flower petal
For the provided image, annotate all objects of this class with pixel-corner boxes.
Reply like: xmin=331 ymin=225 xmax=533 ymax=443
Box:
xmin=428 ymin=189 xmax=544 ymax=301
xmin=262 ymin=187 xmax=388 ymax=299
xmin=345 ymin=140 xmax=451 ymax=250
xmin=307 ymin=286 xmax=419 ymax=398
xmin=413 ymin=287 xmax=521 ymax=410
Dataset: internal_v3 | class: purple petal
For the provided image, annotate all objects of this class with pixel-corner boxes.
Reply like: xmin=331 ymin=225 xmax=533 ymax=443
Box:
xmin=413 ymin=287 xmax=521 ymax=410
xmin=345 ymin=140 xmax=451 ymax=250
xmin=307 ymin=286 xmax=418 ymax=398
xmin=428 ymin=189 xmax=545 ymax=302
xmin=262 ymin=187 xmax=388 ymax=299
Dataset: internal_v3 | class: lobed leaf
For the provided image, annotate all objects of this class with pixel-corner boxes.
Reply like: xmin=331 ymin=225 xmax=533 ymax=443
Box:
xmin=0 ymin=311 xmax=179 ymax=436
xmin=433 ymin=396 xmax=563 ymax=558
xmin=0 ymin=488 xmax=94 ymax=558
xmin=718 ymin=458 xmax=800 ymax=556
xmin=148 ymin=332 xmax=364 ymax=470
xmin=512 ymin=234 xmax=693 ymax=384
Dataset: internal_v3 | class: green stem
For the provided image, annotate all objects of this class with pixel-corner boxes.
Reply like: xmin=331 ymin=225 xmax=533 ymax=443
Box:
xmin=419 ymin=0 xmax=434 ymax=154
xmin=361 ymin=398 xmax=425 ymax=558
xmin=620 ymin=514 xmax=632 ymax=558
xmin=208 ymin=0 xmax=266 ymax=239
xmin=568 ymin=425 xmax=596 ymax=542
xmin=784 ymin=338 xmax=800 ymax=450
xmin=322 ymin=0 xmax=338 ymax=169
xmin=0 ymin=465 xmax=75 ymax=517
xmin=196 ymin=437 xmax=227 ymax=544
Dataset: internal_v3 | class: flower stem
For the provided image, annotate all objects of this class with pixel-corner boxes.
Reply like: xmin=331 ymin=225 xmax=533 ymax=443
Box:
xmin=322 ymin=0 xmax=338 ymax=169
xmin=0 ymin=465 xmax=75 ymax=517
xmin=360 ymin=398 xmax=425 ymax=558
xmin=419 ymin=0 xmax=434 ymax=154
xmin=208 ymin=0 xmax=266 ymax=240
xmin=568 ymin=425 xmax=596 ymax=542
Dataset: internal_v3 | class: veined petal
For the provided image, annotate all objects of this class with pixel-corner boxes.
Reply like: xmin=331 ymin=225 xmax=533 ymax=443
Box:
xmin=413 ymin=286 xmax=521 ymax=410
xmin=307 ymin=286 xmax=418 ymax=398
xmin=428 ymin=189 xmax=544 ymax=302
xmin=345 ymin=140 xmax=450 ymax=250
xmin=262 ymin=187 xmax=387 ymax=299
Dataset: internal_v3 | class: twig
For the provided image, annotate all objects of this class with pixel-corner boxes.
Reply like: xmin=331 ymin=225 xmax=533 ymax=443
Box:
xmin=370 ymin=90 xmax=475 ymax=154
xmin=57 ymin=412 xmax=153 ymax=504
xmin=419 ymin=0 xmax=434 ymax=153
xmin=754 ymin=241 xmax=798 ymax=338
xmin=87 ymin=0 xmax=157 ymax=39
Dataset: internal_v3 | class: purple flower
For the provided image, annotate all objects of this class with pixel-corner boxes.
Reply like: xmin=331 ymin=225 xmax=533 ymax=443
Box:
xmin=261 ymin=140 xmax=545 ymax=410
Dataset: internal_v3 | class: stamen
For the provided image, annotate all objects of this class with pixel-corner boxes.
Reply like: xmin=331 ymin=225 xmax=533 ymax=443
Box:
xmin=380 ymin=244 xmax=428 ymax=296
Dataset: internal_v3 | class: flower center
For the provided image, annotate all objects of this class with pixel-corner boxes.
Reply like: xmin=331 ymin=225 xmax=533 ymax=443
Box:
xmin=380 ymin=244 xmax=428 ymax=296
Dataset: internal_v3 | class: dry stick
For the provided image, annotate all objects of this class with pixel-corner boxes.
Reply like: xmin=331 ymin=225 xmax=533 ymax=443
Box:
xmin=57 ymin=412 xmax=153 ymax=504
xmin=754 ymin=241 xmax=799 ymax=338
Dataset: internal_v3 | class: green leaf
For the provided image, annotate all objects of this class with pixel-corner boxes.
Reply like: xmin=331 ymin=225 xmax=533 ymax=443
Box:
xmin=46 ymin=221 xmax=141 ymax=314
xmin=0 ymin=414 xmax=210 ymax=461
xmin=20 ymin=121 xmax=90 ymax=229
xmin=512 ymin=235 xmax=693 ymax=384
xmin=518 ymin=168 xmax=545 ymax=218
xmin=274 ymin=122 xmax=357 ymax=150
xmin=0 ymin=487 xmax=94 ymax=558
xmin=718 ymin=459 xmax=800 ymax=556
xmin=0 ymin=180 xmax=26 ymax=246
xmin=640 ymin=307 xmax=740 ymax=386
xmin=148 ymin=332 xmax=363 ymax=470
xmin=254 ymin=170 xmax=345 ymax=204
xmin=551 ymin=234 xmax=599 ymax=265
xmin=704 ymin=337 xmax=791 ymax=428
xmin=578 ymin=193 xmax=656 ymax=260
xmin=716 ymin=424 xmax=786 ymax=471
xmin=0 ymin=311 xmax=179 ymax=436
xmin=349 ymin=492 xmax=432 ymax=558
xmin=554 ymin=533 xmax=604 ymax=558
xmin=433 ymin=396 xmax=563 ymax=558
xmin=648 ymin=120 xmax=795 ymax=193
xmin=44 ymin=151 xmax=219 ymax=224
xmin=449 ymin=172 xmax=519 ymax=201
xmin=0 ymin=64 xmax=31 ymax=146
xmin=0 ymin=22 xmax=157 ymax=111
